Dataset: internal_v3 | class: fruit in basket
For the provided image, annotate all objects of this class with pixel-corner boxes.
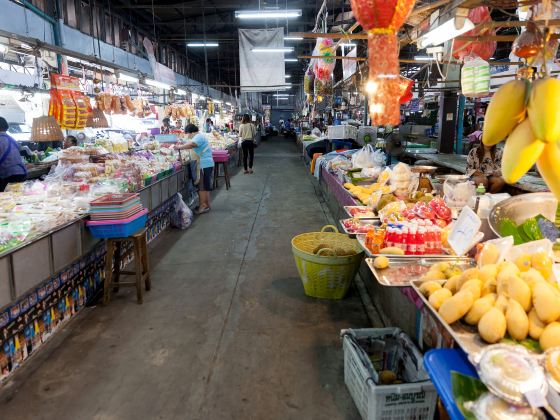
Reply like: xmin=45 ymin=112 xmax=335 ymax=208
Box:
xmin=478 ymin=307 xmax=507 ymax=343
xmin=379 ymin=370 xmax=397 ymax=385
xmin=514 ymin=253 xmax=533 ymax=272
xmin=482 ymin=79 xmax=528 ymax=146
xmin=479 ymin=244 xmax=500 ymax=266
xmin=528 ymin=308 xmax=546 ymax=340
xmin=461 ymin=279 xmax=483 ymax=300
xmin=533 ymin=282 xmax=560 ymax=323
xmin=506 ymin=299 xmax=529 ymax=341
xmin=373 ymin=256 xmax=390 ymax=269
xmin=419 ymin=281 xmax=442 ymax=297
xmin=540 ymin=322 xmax=560 ymax=351
xmin=502 ymin=119 xmax=544 ymax=184
xmin=507 ymin=275 xmax=532 ymax=312
xmin=528 ymin=77 xmax=560 ymax=144
xmin=531 ymin=251 xmax=553 ymax=280
xmin=465 ymin=294 xmax=496 ymax=325
xmin=378 ymin=246 xmax=405 ymax=256
xmin=439 ymin=290 xmax=475 ymax=324
xmin=429 ymin=288 xmax=453 ymax=310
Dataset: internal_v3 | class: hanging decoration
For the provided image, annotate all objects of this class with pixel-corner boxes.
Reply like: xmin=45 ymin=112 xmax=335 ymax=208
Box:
xmin=398 ymin=77 xmax=414 ymax=104
xmin=461 ymin=55 xmax=490 ymax=97
xmin=312 ymin=38 xmax=336 ymax=82
xmin=452 ymin=6 xmax=497 ymax=61
xmin=49 ymin=74 xmax=92 ymax=129
xmin=512 ymin=21 xmax=543 ymax=59
xmin=350 ymin=0 xmax=416 ymax=126
xmin=304 ymin=67 xmax=315 ymax=95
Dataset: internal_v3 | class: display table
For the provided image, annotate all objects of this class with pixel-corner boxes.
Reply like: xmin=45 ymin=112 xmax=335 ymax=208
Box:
xmin=404 ymin=152 xmax=549 ymax=193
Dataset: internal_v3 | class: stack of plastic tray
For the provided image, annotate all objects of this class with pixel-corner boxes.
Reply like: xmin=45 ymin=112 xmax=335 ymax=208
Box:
xmin=87 ymin=193 xmax=147 ymax=238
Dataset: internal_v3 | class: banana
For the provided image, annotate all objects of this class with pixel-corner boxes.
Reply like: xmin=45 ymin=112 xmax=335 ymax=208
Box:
xmin=483 ymin=79 xmax=528 ymax=146
xmin=537 ymin=142 xmax=560 ymax=200
xmin=502 ymin=119 xmax=545 ymax=183
xmin=528 ymin=77 xmax=560 ymax=143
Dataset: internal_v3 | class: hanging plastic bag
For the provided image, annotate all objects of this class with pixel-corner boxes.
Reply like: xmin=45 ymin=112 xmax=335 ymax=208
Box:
xmin=351 ymin=144 xmax=385 ymax=169
xmin=304 ymin=67 xmax=315 ymax=95
xmin=170 ymin=193 xmax=193 ymax=229
xmin=461 ymin=55 xmax=490 ymax=97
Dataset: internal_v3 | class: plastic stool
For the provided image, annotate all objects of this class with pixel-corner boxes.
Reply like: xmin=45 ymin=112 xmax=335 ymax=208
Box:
xmin=104 ymin=228 xmax=151 ymax=304
xmin=213 ymin=161 xmax=231 ymax=190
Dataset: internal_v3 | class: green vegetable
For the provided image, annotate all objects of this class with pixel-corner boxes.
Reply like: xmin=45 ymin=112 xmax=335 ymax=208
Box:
xmin=520 ymin=218 xmax=544 ymax=242
xmin=498 ymin=219 xmax=523 ymax=245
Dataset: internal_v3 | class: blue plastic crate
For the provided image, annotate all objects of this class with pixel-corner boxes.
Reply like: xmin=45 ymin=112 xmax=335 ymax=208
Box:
xmin=87 ymin=210 xmax=148 ymax=239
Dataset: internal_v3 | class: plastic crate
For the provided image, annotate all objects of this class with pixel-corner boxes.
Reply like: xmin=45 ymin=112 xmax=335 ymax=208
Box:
xmin=342 ymin=328 xmax=437 ymax=420
xmin=328 ymin=125 xmax=358 ymax=140
xmin=87 ymin=209 xmax=148 ymax=238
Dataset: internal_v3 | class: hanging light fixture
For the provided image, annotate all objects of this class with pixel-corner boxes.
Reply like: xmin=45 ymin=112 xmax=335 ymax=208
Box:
xmin=235 ymin=9 xmax=302 ymax=19
xmin=31 ymin=116 xmax=64 ymax=142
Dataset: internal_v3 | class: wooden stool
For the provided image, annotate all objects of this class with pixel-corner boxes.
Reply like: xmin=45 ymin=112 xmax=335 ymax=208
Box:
xmin=213 ymin=161 xmax=231 ymax=190
xmin=104 ymin=228 xmax=151 ymax=304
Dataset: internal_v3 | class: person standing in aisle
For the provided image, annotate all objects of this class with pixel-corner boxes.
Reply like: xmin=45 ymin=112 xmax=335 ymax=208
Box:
xmin=175 ymin=124 xmax=214 ymax=214
xmin=239 ymin=114 xmax=256 ymax=174
xmin=0 ymin=117 xmax=27 ymax=192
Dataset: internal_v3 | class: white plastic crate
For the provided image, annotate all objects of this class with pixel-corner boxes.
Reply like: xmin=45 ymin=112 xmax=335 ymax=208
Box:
xmin=342 ymin=328 xmax=437 ymax=420
xmin=328 ymin=125 xmax=358 ymax=140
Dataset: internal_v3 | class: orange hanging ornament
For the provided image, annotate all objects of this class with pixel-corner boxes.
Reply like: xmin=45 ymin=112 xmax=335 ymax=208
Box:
xmin=350 ymin=0 xmax=416 ymax=125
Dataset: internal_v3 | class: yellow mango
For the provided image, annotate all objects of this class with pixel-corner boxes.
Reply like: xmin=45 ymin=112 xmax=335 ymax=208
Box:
xmin=479 ymin=244 xmax=500 ymax=266
xmin=419 ymin=281 xmax=442 ymax=297
xmin=520 ymin=268 xmax=546 ymax=290
xmin=478 ymin=307 xmax=507 ymax=344
xmin=439 ymin=290 xmax=474 ymax=324
xmin=537 ymin=142 xmax=560 ymax=201
xmin=527 ymin=77 xmax=560 ymax=143
xmin=514 ymin=253 xmax=533 ymax=273
xmin=481 ymin=278 xmax=497 ymax=296
xmin=443 ymin=266 xmax=462 ymax=279
xmin=429 ymin=288 xmax=453 ymax=310
xmin=506 ymin=299 xmax=529 ymax=341
xmin=495 ymin=294 xmax=509 ymax=313
xmin=533 ymin=282 xmax=560 ymax=323
xmin=420 ymin=270 xmax=446 ymax=281
xmin=479 ymin=264 xmax=498 ymax=283
xmin=528 ymin=308 xmax=546 ymax=340
xmin=498 ymin=261 xmax=520 ymax=275
xmin=508 ymin=275 xmax=532 ymax=312
xmin=373 ymin=256 xmax=390 ymax=269
xmin=444 ymin=275 xmax=461 ymax=294
xmin=461 ymin=279 xmax=482 ymax=300
xmin=431 ymin=262 xmax=451 ymax=272
xmin=496 ymin=270 xmax=515 ymax=297
xmin=465 ymin=294 xmax=496 ymax=325
xmin=502 ymin=120 xmax=545 ymax=184
xmin=483 ymin=79 xmax=528 ymax=146
xmin=540 ymin=322 xmax=560 ymax=351
xmin=531 ymin=251 xmax=553 ymax=280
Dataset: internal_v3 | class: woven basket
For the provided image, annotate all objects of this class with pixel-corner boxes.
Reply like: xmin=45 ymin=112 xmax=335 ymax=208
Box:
xmin=291 ymin=225 xmax=364 ymax=299
xmin=31 ymin=116 xmax=64 ymax=142
xmin=86 ymin=108 xmax=109 ymax=128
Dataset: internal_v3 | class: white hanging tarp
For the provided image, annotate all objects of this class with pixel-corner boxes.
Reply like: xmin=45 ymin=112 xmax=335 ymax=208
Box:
xmin=239 ymin=28 xmax=286 ymax=92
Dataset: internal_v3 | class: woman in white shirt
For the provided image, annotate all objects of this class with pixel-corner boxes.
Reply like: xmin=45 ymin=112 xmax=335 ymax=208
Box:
xmin=239 ymin=114 xmax=256 ymax=174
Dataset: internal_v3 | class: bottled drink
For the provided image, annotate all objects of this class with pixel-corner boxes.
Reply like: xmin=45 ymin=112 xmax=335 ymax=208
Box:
xmin=407 ymin=224 xmax=418 ymax=255
xmin=434 ymin=227 xmax=442 ymax=254
xmin=417 ymin=227 xmax=426 ymax=255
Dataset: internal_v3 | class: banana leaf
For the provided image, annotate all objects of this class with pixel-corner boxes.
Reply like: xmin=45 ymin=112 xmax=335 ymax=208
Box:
xmin=498 ymin=219 xmax=523 ymax=244
xmin=451 ymin=371 xmax=488 ymax=420
xmin=520 ymin=218 xmax=544 ymax=242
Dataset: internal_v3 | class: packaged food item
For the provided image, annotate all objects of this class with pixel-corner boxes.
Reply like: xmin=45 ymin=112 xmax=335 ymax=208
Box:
xmin=466 ymin=392 xmax=545 ymax=419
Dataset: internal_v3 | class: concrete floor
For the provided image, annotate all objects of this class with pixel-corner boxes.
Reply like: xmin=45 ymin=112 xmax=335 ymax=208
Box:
xmin=0 ymin=137 xmax=370 ymax=420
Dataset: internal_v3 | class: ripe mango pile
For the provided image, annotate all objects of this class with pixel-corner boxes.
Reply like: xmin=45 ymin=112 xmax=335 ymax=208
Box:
xmin=483 ymin=77 xmax=560 ymax=197
xmin=419 ymin=245 xmax=560 ymax=351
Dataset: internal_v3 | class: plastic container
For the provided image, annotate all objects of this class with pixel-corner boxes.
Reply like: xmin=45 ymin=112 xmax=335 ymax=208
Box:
xmin=342 ymin=328 xmax=437 ymax=420
xmin=328 ymin=125 xmax=358 ymax=140
xmin=87 ymin=209 xmax=148 ymax=238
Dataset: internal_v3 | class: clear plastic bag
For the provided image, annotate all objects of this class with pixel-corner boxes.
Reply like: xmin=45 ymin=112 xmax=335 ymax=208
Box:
xmin=351 ymin=144 xmax=385 ymax=169
xmin=170 ymin=193 xmax=193 ymax=229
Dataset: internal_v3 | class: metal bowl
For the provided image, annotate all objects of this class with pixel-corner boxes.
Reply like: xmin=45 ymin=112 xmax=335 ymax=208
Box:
xmin=411 ymin=165 xmax=438 ymax=174
xmin=434 ymin=174 xmax=469 ymax=183
xmin=488 ymin=192 xmax=557 ymax=237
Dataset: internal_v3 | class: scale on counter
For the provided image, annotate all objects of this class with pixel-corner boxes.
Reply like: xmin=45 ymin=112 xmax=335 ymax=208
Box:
xmin=411 ymin=165 xmax=438 ymax=192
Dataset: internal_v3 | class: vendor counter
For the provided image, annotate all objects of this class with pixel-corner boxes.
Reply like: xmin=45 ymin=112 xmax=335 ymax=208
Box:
xmin=404 ymin=152 xmax=548 ymax=194
xmin=0 ymin=162 xmax=198 ymax=381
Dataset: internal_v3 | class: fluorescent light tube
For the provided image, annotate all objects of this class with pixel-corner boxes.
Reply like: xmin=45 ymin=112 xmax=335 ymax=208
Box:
xmin=284 ymin=58 xmax=298 ymax=62
xmin=118 ymin=73 xmax=139 ymax=83
xmin=273 ymin=94 xmax=290 ymax=97
xmin=284 ymin=37 xmax=303 ymax=41
xmin=414 ymin=56 xmax=431 ymax=61
xmin=252 ymin=47 xmax=294 ymax=53
xmin=187 ymin=42 xmax=219 ymax=47
xmin=419 ymin=18 xmax=475 ymax=48
xmin=145 ymin=79 xmax=171 ymax=90
xmin=199 ymin=95 xmax=206 ymax=100
xmin=176 ymin=89 xmax=187 ymax=95
xmin=226 ymin=102 xmax=232 ymax=105
xmin=235 ymin=9 xmax=302 ymax=19
xmin=285 ymin=75 xmax=291 ymax=78
xmin=339 ymin=43 xmax=355 ymax=47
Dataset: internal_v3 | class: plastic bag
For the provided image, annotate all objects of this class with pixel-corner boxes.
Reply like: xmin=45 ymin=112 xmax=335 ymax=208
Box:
xmin=351 ymin=144 xmax=385 ymax=169
xmin=170 ymin=193 xmax=192 ymax=229
xmin=461 ymin=55 xmax=490 ymax=97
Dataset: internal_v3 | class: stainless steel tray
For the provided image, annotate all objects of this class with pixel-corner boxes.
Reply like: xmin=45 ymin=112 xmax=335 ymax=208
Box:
xmin=365 ymin=256 xmax=474 ymax=287
xmin=339 ymin=218 xmax=380 ymax=236
xmin=410 ymin=279 xmax=489 ymax=357
xmin=357 ymin=234 xmax=460 ymax=259
xmin=343 ymin=206 xmax=379 ymax=220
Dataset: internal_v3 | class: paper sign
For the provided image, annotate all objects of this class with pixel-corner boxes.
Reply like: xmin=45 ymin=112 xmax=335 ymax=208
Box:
xmin=448 ymin=206 xmax=482 ymax=256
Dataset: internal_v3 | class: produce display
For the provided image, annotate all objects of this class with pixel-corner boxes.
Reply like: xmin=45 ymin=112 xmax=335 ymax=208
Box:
xmin=418 ymin=242 xmax=559 ymax=350
xmin=0 ymin=146 xmax=182 ymax=254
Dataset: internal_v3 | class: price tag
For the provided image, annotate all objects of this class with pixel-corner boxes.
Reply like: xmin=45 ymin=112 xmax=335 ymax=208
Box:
xmin=448 ymin=206 xmax=482 ymax=256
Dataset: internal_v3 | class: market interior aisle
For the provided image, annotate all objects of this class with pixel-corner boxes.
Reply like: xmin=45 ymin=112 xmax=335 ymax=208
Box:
xmin=0 ymin=137 xmax=369 ymax=420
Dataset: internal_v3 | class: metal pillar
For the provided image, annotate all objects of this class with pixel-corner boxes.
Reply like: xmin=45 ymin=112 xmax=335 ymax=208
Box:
xmin=438 ymin=91 xmax=458 ymax=154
